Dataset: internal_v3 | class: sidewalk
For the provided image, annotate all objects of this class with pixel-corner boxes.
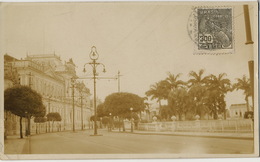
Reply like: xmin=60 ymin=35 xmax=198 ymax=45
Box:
xmin=111 ymin=129 xmax=254 ymax=140
xmin=4 ymin=135 xmax=30 ymax=154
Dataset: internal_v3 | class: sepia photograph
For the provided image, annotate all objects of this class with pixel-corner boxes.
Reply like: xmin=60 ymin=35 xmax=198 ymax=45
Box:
xmin=0 ymin=0 xmax=259 ymax=160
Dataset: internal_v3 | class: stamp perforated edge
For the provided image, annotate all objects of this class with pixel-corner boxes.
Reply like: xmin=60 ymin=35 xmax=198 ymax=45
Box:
xmin=191 ymin=6 xmax=235 ymax=55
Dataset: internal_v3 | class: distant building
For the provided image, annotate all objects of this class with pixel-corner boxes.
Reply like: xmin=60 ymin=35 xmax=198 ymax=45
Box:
xmin=229 ymin=103 xmax=249 ymax=119
xmin=4 ymin=53 xmax=93 ymax=135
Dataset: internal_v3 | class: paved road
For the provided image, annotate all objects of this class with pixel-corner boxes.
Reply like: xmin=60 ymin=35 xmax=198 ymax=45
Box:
xmin=28 ymin=129 xmax=254 ymax=154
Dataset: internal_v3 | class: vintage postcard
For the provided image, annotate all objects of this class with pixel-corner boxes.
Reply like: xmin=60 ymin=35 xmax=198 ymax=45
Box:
xmin=0 ymin=0 xmax=258 ymax=160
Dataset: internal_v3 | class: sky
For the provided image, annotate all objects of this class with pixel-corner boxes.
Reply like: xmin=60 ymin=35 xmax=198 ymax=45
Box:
xmin=0 ymin=1 xmax=257 ymax=108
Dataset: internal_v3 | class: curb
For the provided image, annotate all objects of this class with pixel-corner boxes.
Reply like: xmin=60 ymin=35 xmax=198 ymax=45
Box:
xmin=110 ymin=130 xmax=253 ymax=140
xmin=132 ymin=132 xmax=254 ymax=140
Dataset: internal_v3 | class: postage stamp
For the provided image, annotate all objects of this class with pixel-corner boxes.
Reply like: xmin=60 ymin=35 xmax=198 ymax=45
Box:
xmin=189 ymin=7 xmax=234 ymax=55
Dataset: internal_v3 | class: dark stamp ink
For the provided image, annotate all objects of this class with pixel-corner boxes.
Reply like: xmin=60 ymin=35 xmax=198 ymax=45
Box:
xmin=197 ymin=8 xmax=233 ymax=50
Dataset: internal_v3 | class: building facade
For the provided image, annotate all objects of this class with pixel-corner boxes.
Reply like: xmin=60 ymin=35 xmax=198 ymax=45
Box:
xmin=4 ymin=54 xmax=93 ymax=135
xmin=229 ymin=103 xmax=248 ymax=119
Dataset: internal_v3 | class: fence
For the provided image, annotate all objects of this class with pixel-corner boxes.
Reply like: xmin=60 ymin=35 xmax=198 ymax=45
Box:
xmin=137 ymin=119 xmax=254 ymax=133
xmin=30 ymin=121 xmax=93 ymax=135
xmin=6 ymin=120 xmax=93 ymax=137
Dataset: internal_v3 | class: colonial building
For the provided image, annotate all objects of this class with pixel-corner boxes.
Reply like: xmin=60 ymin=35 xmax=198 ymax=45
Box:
xmin=4 ymin=53 xmax=93 ymax=135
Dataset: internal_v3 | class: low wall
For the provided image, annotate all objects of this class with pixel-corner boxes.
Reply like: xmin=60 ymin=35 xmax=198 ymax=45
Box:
xmin=138 ymin=119 xmax=254 ymax=133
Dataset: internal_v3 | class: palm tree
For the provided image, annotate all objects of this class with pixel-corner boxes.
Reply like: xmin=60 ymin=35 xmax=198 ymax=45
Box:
xmin=168 ymin=87 xmax=191 ymax=120
xmin=165 ymin=73 xmax=186 ymax=117
xmin=160 ymin=105 xmax=173 ymax=121
xmin=207 ymin=73 xmax=232 ymax=93
xmin=188 ymin=69 xmax=209 ymax=119
xmin=145 ymin=80 xmax=170 ymax=116
xmin=188 ymin=84 xmax=208 ymax=118
xmin=146 ymin=82 xmax=162 ymax=110
xmin=166 ymin=72 xmax=185 ymax=89
xmin=142 ymin=97 xmax=151 ymax=121
xmin=233 ymin=75 xmax=251 ymax=112
xmin=207 ymin=73 xmax=232 ymax=119
xmin=188 ymin=69 xmax=209 ymax=86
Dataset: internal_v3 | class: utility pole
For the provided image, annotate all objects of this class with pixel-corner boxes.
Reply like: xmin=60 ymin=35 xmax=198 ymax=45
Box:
xmin=48 ymin=96 xmax=51 ymax=132
xmin=80 ymin=94 xmax=84 ymax=130
xmin=117 ymin=71 xmax=122 ymax=92
xmin=243 ymin=5 xmax=254 ymax=112
xmin=25 ymin=72 xmax=33 ymax=135
xmin=71 ymin=78 xmax=75 ymax=132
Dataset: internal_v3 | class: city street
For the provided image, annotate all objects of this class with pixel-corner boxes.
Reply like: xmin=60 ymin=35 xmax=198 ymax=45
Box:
xmin=26 ymin=129 xmax=254 ymax=154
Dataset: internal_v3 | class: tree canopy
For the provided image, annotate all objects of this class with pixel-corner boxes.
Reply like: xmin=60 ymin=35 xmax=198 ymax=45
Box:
xmin=47 ymin=112 xmax=62 ymax=122
xmin=103 ymin=92 xmax=145 ymax=117
xmin=97 ymin=103 xmax=108 ymax=117
xmin=4 ymin=85 xmax=45 ymax=137
xmin=4 ymin=85 xmax=46 ymax=118
xmin=34 ymin=116 xmax=47 ymax=123
xmin=46 ymin=112 xmax=61 ymax=132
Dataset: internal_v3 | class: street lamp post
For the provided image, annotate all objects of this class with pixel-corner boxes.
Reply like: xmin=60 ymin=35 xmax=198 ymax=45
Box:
xmin=83 ymin=46 xmax=106 ymax=136
xmin=130 ymin=107 xmax=133 ymax=133
xmin=109 ymin=113 xmax=112 ymax=132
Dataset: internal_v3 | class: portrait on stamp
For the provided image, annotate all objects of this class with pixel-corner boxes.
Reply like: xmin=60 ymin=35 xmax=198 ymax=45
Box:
xmin=197 ymin=8 xmax=233 ymax=50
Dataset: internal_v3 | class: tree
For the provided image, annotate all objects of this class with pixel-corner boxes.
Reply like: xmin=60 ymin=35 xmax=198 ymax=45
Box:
xmin=97 ymin=103 xmax=108 ymax=117
xmin=34 ymin=117 xmax=47 ymax=134
xmin=145 ymin=82 xmax=162 ymax=107
xmin=206 ymin=73 xmax=232 ymax=119
xmin=188 ymin=69 xmax=209 ymax=119
xmin=101 ymin=116 xmax=109 ymax=128
xmin=233 ymin=75 xmax=251 ymax=112
xmin=4 ymin=85 xmax=45 ymax=138
xmin=188 ymin=69 xmax=209 ymax=85
xmin=146 ymin=80 xmax=170 ymax=115
xmin=46 ymin=112 xmax=62 ymax=132
xmin=166 ymin=72 xmax=185 ymax=89
xmin=168 ymin=87 xmax=192 ymax=120
xmin=160 ymin=105 xmax=173 ymax=120
xmin=103 ymin=92 xmax=145 ymax=131
xmin=166 ymin=72 xmax=186 ymax=118
xmin=143 ymin=97 xmax=151 ymax=121
xmin=104 ymin=92 xmax=145 ymax=116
